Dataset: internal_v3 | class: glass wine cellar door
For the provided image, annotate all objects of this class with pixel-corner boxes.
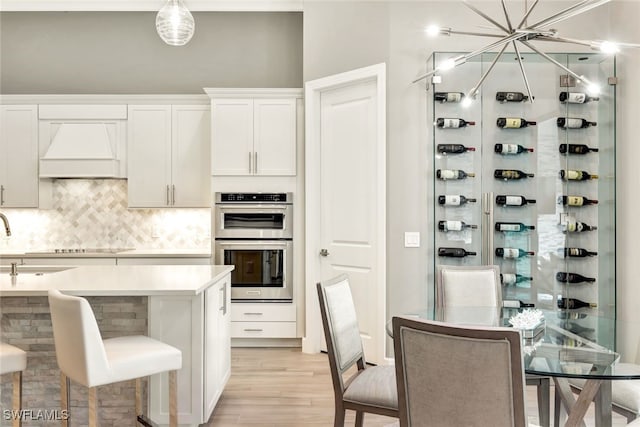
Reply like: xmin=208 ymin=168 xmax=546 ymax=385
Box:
xmin=429 ymin=52 xmax=616 ymax=341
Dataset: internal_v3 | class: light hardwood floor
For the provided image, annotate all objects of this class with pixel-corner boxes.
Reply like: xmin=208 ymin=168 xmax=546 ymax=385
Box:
xmin=206 ymin=347 xmax=630 ymax=426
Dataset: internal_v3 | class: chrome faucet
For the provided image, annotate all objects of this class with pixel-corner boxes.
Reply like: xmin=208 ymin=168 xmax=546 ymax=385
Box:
xmin=0 ymin=212 xmax=10 ymax=236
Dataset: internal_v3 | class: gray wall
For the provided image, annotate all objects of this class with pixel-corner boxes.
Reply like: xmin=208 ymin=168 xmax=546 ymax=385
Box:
xmin=0 ymin=11 xmax=303 ymax=93
xmin=304 ymin=1 xmax=640 ymax=357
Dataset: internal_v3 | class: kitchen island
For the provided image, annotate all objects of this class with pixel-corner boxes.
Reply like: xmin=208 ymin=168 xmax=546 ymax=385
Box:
xmin=0 ymin=264 xmax=233 ymax=427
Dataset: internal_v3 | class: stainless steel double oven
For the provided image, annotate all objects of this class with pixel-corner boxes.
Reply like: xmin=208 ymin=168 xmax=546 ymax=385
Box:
xmin=214 ymin=193 xmax=293 ymax=301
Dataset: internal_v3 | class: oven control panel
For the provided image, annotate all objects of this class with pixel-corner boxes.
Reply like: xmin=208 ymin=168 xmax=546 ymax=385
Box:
xmin=217 ymin=193 xmax=291 ymax=203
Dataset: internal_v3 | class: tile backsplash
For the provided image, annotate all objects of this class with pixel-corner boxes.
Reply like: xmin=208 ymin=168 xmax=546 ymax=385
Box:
xmin=0 ymin=179 xmax=210 ymax=251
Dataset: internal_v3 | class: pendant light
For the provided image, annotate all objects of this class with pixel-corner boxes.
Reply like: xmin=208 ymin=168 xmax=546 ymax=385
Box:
xmin=156 ymin=0 xmax=195 ymax=46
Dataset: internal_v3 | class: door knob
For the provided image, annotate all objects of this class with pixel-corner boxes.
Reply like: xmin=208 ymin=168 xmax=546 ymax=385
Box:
xmin=319 ymin=249 xmax=330 ymax=257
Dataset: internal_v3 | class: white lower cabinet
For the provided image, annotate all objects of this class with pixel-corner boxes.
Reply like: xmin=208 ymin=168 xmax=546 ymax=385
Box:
xmin=231 ymin=302 xmax=296 ymax=338
xmin=148 ymin=273 xmax=230 ymax=426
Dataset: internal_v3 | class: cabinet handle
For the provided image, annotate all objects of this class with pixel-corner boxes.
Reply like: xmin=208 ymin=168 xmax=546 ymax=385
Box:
xmin=0 ymin=185 xmax=4 ymax=205
xmin=219 ymin=285 xmax=227 ymax=314
xmin=166 ymin=185 xmax=170 ymax=206
xmin=243 ymin=312 xmax=264 ymax=316
xmin=244 ymin=329 xmax=263 ymax=332
xmin=254 ymin=152 xmax=258 ymax=174
xmin=249 ymin=152 xmax=253 ymax=174
xmin=172 ymin=185 xmax=176 ymax=206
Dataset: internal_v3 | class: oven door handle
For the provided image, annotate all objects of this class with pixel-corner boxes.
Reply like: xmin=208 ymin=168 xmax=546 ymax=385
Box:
xmin=218 ymin=205 xmax=289 ymax=211
xmin=216 ymin=241 xmax=289 ymax=247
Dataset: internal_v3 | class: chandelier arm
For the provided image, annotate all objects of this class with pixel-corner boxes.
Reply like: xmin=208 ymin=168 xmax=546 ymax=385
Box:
xmin=527 ymin=0 xmax=590 ymax=29
xmin=500 ymin=0 xmax=514 ymax=31
xmin=512 ymin=40 xmax=534 ymax=103
xmin=520 ymin=40 xmax=595 ymax=86
xmin=532 ymin=0 xmax=611 ymax=30
xmin=517 ymin=0 xmax=540 ymax=29
xmin=535 ymin=35 xmax=593 ymax=48
xmin=449 ymin=30 xmax=506 ymax=38
xmin=467 ymin=43 xmax=510 ymax=98
xmin=462 ymin=1 xmax=510 ymax=33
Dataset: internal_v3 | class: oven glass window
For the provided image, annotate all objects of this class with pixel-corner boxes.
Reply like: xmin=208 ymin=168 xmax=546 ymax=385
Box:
xmin=224 ymin=249 xmax=284 ymax=287
xmin=223 ymin=213 xmax=284 ymax=230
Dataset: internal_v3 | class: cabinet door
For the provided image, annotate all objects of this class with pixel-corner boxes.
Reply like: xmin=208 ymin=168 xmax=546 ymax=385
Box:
xmin=203 ymin=283 xmax=221 ymax=420
xmin=211 ymin=99 xmax=253 ymax=175
xmin=171 ymin=105 xmax=210 ymax=207
xmin=0 ymin=105 xmax=39 ymax=207
xmin=253 ymin=98 xmax=297 ymax=176
xmin=217 ymin=276 xmax=231 ymax=388
xmin=128 ymin=105 xmax=172 ymax=207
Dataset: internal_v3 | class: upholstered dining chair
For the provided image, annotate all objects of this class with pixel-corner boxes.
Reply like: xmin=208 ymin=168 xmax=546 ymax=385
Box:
xmin=317 ymin=274 xmax=399 ymax=426
xmin=435 ymin=264 xmax=551 ymax=427
xmin=392 ymin=315 xmax=539 ymax=427
xmin=48 ymin=290 xmax=182 ymax=427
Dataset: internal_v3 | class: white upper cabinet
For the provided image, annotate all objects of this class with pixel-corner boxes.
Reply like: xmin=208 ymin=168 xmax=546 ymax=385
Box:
xmin=207 ymin=89 xmax=301 ymax=176
xmin=0 ymin=105 xmax=39 ymax=207
xmin=128 ymin=104 xmax=210 ymax=208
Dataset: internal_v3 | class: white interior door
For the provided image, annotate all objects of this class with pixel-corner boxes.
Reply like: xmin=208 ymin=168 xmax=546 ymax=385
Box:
xmin=305 ymin=64 xmax=386 ymax=365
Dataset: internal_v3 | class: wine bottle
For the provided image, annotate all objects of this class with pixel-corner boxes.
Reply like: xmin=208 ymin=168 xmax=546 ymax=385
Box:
xmin=562 ymin=247 xmax=598 ymax=258
xmin=438 ymin=220 xmax=478 ymax=232
xmin=495 ymin=195 xmax=536 ymax=206
xmin=557 ymin=311 xmax=587 ymax=320
xmin=496 ymin=117 xmax=537 ymax=128
xmin=437 ymin=144 xmax=476 ymax=154
xmin=438 ymin=195 xmax=477 ymax=206
xmin=435 ymin=118 xmax=476 ymax=128
xmin=500 ymin=273 xmax=533 ymax=285
xmin=556 ymin=272 xmax=596 ymax=283
xmin=495 ymin=222 xmax=535 ymax=232
xmin=558 ymin=195 xmax=598 ymax=206
xmin=495 ymin=248 xmax=535 ymax=259
xmin=434 ymin=92 xmax=465 ymax=103
xmin=559 ymin=92 xmax=599 ymax=104
xmin=438 ymin=247 xmax=477 ymax=257
xmin=495 ymin=91 xmax=530 ymax=103
xmin=557 ymin=117 xmax=597 ymax=129
xmin=503 ymin=300 xmax=535 ymax=308
xmin=564 ymin=322 xmax=596 ymax=336
xmin=494 ymin=143 xmax=534 ymax=155
xmin=559 ymin=144 xmax=599 ymax=155
xmin=560 ymin=170 xmax=598 ymax=181
xmin=494 ymin=169 xmax=534 ymax=180
xmin=557 ymin=298 xmax=597 ymax=309
xmin=563 ymin=220 xmax=597 ymax=233
xmin=437 ymin=169 xmax=475 ymax=180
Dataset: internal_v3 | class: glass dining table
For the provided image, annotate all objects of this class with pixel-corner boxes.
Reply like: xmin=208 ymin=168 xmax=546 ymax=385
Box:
xmin=388 ymin=307 xmax=640 ymax=427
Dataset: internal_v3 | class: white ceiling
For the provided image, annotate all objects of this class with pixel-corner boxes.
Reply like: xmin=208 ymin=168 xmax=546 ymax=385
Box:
xmin=0 ymin=0 xmax=303 ymax=12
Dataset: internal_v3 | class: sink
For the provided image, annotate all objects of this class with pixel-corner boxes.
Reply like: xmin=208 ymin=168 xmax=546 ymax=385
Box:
xmin=0 ymin=265 xmax=75 ymax=275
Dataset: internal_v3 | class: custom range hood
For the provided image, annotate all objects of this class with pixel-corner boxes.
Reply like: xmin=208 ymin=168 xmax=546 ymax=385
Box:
xmin=39 ymin=105 xmax=127 ymax=178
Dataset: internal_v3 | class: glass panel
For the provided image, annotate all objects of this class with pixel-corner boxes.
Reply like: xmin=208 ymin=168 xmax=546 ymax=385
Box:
xmin=223 ymin=213 xmax=285 ymax=229
xmin=224 ymin=249 xmax=284 ymax=287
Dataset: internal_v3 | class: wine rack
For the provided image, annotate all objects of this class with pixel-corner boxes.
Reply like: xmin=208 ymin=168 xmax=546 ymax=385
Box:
xmin=429 ymin=52 xmax=616 ymax=340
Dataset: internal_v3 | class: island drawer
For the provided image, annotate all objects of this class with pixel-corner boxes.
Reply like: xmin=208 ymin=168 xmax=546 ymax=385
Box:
xmin=231 ymin=321 xmax=296 ymax=338
xmin=231 ymin=303 xmax=296 ymax=322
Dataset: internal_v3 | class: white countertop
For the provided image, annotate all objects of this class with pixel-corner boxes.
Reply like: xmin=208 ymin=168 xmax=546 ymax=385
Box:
xmin=0 ymin=264 xmax=234 ymax=297
xmin=0 ymin=249 xmax=211 ymax=258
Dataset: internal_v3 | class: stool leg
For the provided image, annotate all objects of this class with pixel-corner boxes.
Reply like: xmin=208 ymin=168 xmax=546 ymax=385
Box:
xmin=12 ymin=371 xmax=22 ymax=427
xmin=169 ymin=370 xmax=177 ymax=427
xmin=60 ymin=373 xmax=70 ymax=427
xmin=135 ymin=378 xmax=142 ymax=418
xmin=88 ymin=387 xmax=98 ymax=427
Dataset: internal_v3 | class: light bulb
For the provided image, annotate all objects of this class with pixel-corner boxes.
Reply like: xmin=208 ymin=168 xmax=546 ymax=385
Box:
xmin=439 ymin=58 xmax=456 ymax=71
xmin=425 ymin=25 xmax=441 ymax=37
xmin=461 ymin=97 xmax=473 ymax=108
xmin=599 ymin=41 xmax=620 ymax=54
xmin=156 ymin=0 xmax=195 ymax=46
xmin=586 ymin=83 xmax=601 ymax=96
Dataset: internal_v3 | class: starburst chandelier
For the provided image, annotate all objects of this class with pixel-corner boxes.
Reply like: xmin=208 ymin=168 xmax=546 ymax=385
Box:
xmin=414 ymin=0 xmax=639 ymax=105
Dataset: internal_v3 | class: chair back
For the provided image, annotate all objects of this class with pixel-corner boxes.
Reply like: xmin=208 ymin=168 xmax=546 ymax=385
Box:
xmin=48 ymin=290 xmax=111 ymax=387
xmin=317 ymin=274 xmax=365 ymax=392
xmin=436 ymin=264 xmax=501 ymax=308
xmin=393 ymin=316 xmax=527 ymax=427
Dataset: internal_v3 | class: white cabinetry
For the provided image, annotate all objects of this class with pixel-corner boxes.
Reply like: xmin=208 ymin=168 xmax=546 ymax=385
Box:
xmin=231 ymin=302 xmax=296 ymax=338
xmin=148 ymin=273 xmax=230 ymax=426
xmin=207 ymin=89 xmax=301 ymax=176
xmin=128 ymin=105 xmax=210 ymax=207
xmin=0 ymin=105 xmax=39 ymax=207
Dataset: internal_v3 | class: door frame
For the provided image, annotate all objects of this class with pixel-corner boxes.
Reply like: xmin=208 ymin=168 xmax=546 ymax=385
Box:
xmin=303 ymin=63 xmax=387 ymax=362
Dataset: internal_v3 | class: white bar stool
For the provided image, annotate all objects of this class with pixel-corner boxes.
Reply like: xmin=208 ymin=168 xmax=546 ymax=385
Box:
xmin=0 ymin=342 xmax=27 ymax=427
xmin=48 ymin=290 xmax=182 ymax=427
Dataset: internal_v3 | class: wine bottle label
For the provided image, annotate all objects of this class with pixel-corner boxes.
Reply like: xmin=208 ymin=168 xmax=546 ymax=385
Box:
xmin=567 ymin=248 xmax=581 ymax=257
xmin=439 ymin=170 xmax=457 ymax=179
xmin=442 ymin=119 xmax=460 ymax=128
xmin=498 ymin=224 xmax=521 ymax=232
xmin=564 ymin=118 xmax=584 ymax=128
xmin=565 ymin=221 xmax=581 ymax=232
xmin=505 ymin=196 xmax=523 ymax=205
xmin=445 ymin=221 xmax=462 ymax=231
xmin=502 ymin=248 xmax=519 ymax=258
xmin=498 ymin=170 xmax=520 ymax=179
xmin=567 ymin=93 xmax=586 ymax=103
xmin=567 ymin=196 xmax=584 ymax=206
xmin=502 ymin=274 xmax=516 ymax=285
xmin=504 ymin=118 xmax=522 ymax=128
xmin=566 ymin=170 xmax=582 ymax=180
xmin=446 ymin=93 xmax=462 ymax=102
xmin=444 ymin=195 xmax=461 ymax=205
xmin=502 ymin=300 xmax=520 ymax=308
xmin=500 ymin=144 xmax=519 ymax=154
